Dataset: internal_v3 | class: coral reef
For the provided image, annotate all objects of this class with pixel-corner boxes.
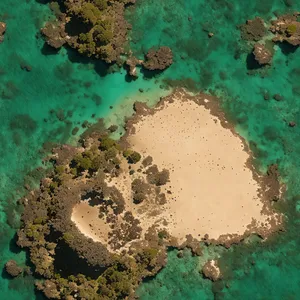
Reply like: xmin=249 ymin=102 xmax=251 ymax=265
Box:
xmin=142 ymin=46 xmax=173 ymax=71
xmin=253 ymin=43 xmax=273 ymax=65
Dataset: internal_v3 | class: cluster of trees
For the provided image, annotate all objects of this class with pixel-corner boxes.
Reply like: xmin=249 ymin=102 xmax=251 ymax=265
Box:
xmin=131 ymin=178 xmax=150 ymax=204
xmin=146 ymin=165 xmax=170 ymax=186
xmin=15 ymin=125 xmax=172 ymax=299
xmin=63 ymin=0 xmax=118 ymax=61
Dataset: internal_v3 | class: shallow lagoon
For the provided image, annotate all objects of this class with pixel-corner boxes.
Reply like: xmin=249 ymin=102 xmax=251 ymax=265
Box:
xmin=1 ymin=0 xmax=300 ymax=299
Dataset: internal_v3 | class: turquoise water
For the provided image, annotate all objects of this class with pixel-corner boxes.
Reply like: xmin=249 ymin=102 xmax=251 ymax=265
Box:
xmin=1 ymin=0 xmax=300 ymax=299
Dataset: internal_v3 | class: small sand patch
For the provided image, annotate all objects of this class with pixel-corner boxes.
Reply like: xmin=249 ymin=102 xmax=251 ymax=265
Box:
xmin=71 ymin=201 xmax=110 ymax=243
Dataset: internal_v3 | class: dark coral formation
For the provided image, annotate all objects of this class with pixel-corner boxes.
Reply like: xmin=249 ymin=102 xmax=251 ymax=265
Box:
xmin=142 ymin=46 xmax=173 ymax=71
xmin=253 ymin=43 xmax=273 ymax=65
xmin=270 ymin=12 xmax=300 ymax=46
xmin=240 ymin=17 xmax=266 ymax=41
xmin=41 ymin=0 xmax=135 ymax=63
xmin=0 ymin=22 xmax=6 ymax=43
xmin=125 ymin=48 xmax=173 ymax=77
xmin=202 ymin=260 xmax=221 ymax=281
xmin=5 ymin=260 xmax=23 ymax=277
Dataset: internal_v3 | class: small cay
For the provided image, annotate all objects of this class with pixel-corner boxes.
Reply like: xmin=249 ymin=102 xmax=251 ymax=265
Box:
xmin=16 ymin=89 xmax=283 ymax=299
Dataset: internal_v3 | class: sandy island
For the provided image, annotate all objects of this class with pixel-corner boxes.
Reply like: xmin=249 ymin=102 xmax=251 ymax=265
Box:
xmin=71 ymin=89 xmax=282 ymax=251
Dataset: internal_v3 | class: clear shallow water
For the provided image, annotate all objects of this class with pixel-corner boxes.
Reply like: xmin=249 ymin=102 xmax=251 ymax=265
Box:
xmin=1 ymin=0 xmax=300 ymax=299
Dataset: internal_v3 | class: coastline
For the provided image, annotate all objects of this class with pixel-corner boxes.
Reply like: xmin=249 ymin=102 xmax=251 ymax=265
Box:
xmin=71 ymin=88 xmax=283 ymax=252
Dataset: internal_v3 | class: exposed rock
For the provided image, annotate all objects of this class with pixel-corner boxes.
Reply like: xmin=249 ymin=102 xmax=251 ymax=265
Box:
xmin=143 ymin=47 xmax=173 ymax=71
xmin=270 ymin=13 xmax=300 ymax=46
xmin=202 ymin=260 xmax=221 ymax=281
xmin=0 ymin=22 xmax=6 ymax=43
xmin=5 ymin=260 xmax=23 ymax=277
xmin=41 ymin=20 xmax=67 ymax=49
xmin=240 ymin=17 xmax=266 ymax=41
xmin=289 ymin=121 xmax=296 ymax=127
xmin=125 ymin=56 xmax=143 ymax=77
xmin=253 ymin=43 xmax=273 ymax=65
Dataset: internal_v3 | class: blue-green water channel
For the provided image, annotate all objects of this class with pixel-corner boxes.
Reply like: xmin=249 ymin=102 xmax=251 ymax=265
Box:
xmin=1 ymin=0 xmax=300 ymax=299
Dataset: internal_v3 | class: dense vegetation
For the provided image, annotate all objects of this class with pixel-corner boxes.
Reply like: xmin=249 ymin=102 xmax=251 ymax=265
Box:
xmin=15 ymin=126 xmax=173 ymax=299
xmin=42 ymin=0 xmax=135 ymax=63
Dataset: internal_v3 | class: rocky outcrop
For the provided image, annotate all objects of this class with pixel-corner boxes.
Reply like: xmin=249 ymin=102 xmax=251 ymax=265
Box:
xmin=179 ymin=234 xmax=202 ymax=256
xmin=125 ymin=56 xmax=143 ymax=77
xmin=202 ymin=260 xmax=221 ymax=281
xmin=253 ymin=43 xmax=273 ymax=65
xmin=5 ymin=260 xmax=23 ymax=277
xmin=270 ymin=13 xmax=300 ymax=46
xmin=240 ymin=17 xmax=266 ymax=41
xmin=41 ymin=20 xmax=67 ymax=49
xmin=0 ymin=22 xmax=6 ymax=43
xmin=143 ymin=46 xmax=173 ymax=71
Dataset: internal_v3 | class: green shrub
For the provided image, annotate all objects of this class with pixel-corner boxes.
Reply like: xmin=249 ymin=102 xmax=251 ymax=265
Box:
xmin=91 ymin=153 xmax=106 ymax=170
xmin=33 ymin=217 xmax=47 ymax=225
xmin=80 ymin=3 xmax=102 ymax=25
xmin=123 ymin=149 xmax=141 ymax=164
xmin=49 ymin=181 xmax=59 ymax=192
xmin=63 ymin=232 xmax=74 ymax=243
xmin=137 ymin=248 xmax=159 ymax=266
xmin=287 ymin=24 xmax=297 ymax=35
xmin=94 ymin=21 xmax=113 ymax=45
xmin=74 ymin=153 xmax=92 ymax=170
xmin=105 ymin=147 xmax=117 ymax=160
xmin=93 ymin=0 xmax=108 ymax=10
xmin=55 ymin=165 xmax=65 ymax=175
xmin=100 ymin=136 xmax=116 ymax=150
